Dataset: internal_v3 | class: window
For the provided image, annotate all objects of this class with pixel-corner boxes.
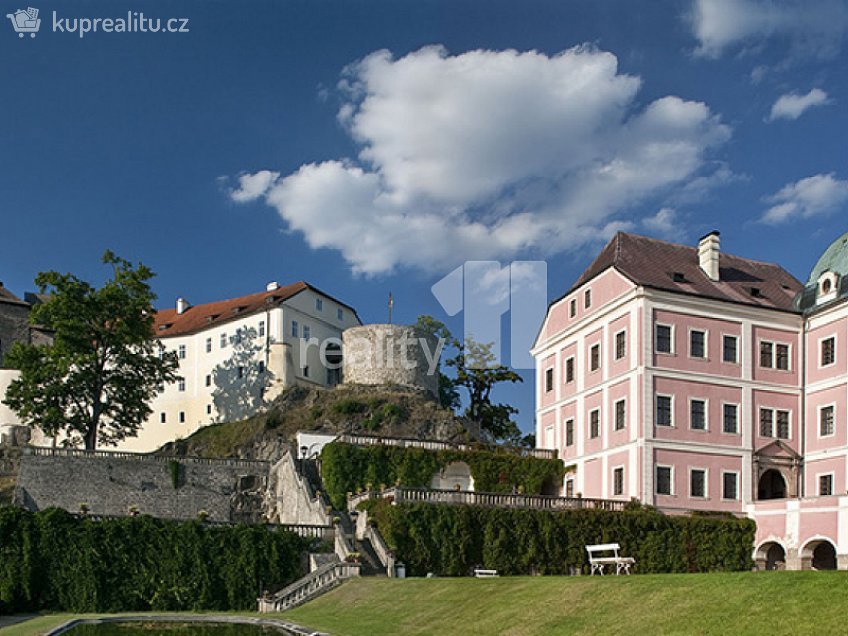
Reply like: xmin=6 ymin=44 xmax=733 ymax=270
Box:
xmin=615 ymin=331 xmax=626 ymax=360
xmin=820 ymin=474 xmax=834 ymax=496
xmin=821 ymin=405 xmax=835 ymax=437
xmin=775 ymin=344 xmax=790 ymax=370
xmin=759 ymin=408 xmax=773 ymax=437
xmin=303 ymin=365 xmax=310 ymax=378
xmin=544 ymin=368 xmax=554 ymax=393
xmin=722 ymin=335 xmax=738 ymax=363
xmin=258 ymin=360 xmax=265 ymax=373
xmin=723 ymin=403 xmax=738 ymax=434
xmin=822 ymin=337 xmax=835 ymax=366
xmin=205 ymin=374 xmax=211 ymax=387
xmin=614 ymin=399 xmax=626 ymax=431
xmin=237 ymin=366 xmax=244 ymax=379
xmin=690 ymin=330 xmax=706 ymax=358
xmin=569 ymin=299 xmax=577 ymax=318
xmin=160 ymin=412 xmax=166 ymax=424
xmin=584 ymin=289 xmax=592 ymax=309
xmin=613 ymin=467 xmax=624 ymax=496
xmin=589 ymin=410 xmax=600 ymax=439
xmin=179 ymin=411 xmax=185 ymax=424
xmin=565 ymin=419 xmax=574 ymax=446
xmin=178 ymin=378 xmax=186 ymax=392
xmin=690 ymin=399 xmax=706 ymax=430
xmin=207 ymin=404 xmax=212 ymax=415
xmin=233 ymin=329 xmax=242 ymax=345
xmin=690 ymin=469 xmax=706 ymax=498
xmin=566 ymin=479 xmax=575 ymax=497
xmin=337 ymin=308 xmax=344 ymax=321
xmin=656 ymin=466 xmax=672 ymax=495
xmin=220 ymin=333 xmax=227 ymax=348
xmin=316 ymin=298 xmax=323 ymax=311
xmin=303 ymin=325 xmax=311 ymax=340
xmin=291 ymin=320 xmax=299 ymax=338
xmin=205 ymin=338 xmax=212 ymax=353
xmin=565 ymin=357 xmax=575 ymax=384
xmin=723 ymin=473 xmax=738 ymax=500
xmin=590 ymin=344 xmax=600 ymax=372
xmin=178 ymin=344 xmax=186 ymax=359
xmin=656 ymin=325 xmax=672 ymax=354
xmin=760 ymin=341 xmax=773 ymax=368
xmin=656 ymin=395 xmax=672 ymax=427
xmin=776 ymin=410 xmax=790 ymax=440
xmin=259 ymin=320 xmax=265 ymax=338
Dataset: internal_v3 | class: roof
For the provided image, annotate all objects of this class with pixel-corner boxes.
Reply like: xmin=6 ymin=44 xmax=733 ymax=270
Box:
xmin=152 ymin=281 xmax=360 ymax=338
xmin=0 ymin=284 xmax=27 ymax=306
xmin=806 ymin=231 xmax=848 ymax=286
xmin=564 ymin=232 xmax=803 ymax=313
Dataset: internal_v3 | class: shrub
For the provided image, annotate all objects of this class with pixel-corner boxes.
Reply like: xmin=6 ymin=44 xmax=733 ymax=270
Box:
xmin=331 ymin=399 xmax=368 ymax=415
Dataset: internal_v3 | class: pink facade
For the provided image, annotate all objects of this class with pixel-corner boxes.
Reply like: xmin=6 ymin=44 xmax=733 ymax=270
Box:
xmin=534 ymin=230 xmax=848 ymax=569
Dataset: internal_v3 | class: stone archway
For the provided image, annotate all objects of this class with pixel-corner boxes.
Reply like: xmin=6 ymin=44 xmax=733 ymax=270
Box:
xmin=801 ymin=538 xmax=838 ymax=571
xmin=758 ymin=469 xmax=787 ymax=500
xmin=754 ymin=541 xmax=787 ymax=571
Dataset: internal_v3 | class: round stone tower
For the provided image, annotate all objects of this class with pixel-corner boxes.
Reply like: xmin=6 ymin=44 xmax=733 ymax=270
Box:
xmin=342 ymin=324 xmax=439 ymax=398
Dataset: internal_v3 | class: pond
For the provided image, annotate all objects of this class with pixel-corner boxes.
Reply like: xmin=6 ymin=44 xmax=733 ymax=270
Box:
xmin=68 ymin=622 xmax=295 ymax=635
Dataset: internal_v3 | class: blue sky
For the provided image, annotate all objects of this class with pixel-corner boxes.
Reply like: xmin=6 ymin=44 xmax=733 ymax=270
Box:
xmin=2 ymin=0 xmax=847 ymax=434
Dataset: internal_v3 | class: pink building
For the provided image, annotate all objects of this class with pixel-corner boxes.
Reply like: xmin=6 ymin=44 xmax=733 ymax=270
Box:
xmin=533 ymin=230 xmax=848 ymax=570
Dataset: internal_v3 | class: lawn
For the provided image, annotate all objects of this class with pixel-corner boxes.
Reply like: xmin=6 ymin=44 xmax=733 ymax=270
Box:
xmin=3 ymin=572 xmax=847 ymax=636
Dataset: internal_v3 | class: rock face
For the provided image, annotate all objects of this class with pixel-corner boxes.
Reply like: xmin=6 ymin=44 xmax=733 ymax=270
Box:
xmin=342 ymin=324 xmax=439 ymax=399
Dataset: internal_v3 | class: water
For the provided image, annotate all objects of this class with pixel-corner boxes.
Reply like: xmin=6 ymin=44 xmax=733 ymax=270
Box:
xmin=69 ymin=622 xmax=294 ymax=635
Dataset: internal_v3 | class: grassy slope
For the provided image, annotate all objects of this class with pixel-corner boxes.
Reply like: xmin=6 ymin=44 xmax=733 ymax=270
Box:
xmin=284 ymin=573 xmax=848 ymax=635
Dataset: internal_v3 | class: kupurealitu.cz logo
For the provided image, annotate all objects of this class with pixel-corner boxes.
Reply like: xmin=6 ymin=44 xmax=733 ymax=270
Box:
xmin=6 ymin=7 xmax=190 ymax=39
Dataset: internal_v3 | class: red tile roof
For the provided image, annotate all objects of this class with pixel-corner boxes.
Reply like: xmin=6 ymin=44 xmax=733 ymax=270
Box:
xmin=566 ymin=232 xmax=803 ymax=312
xmin=152 ymin=281 xmax=358 ymax=338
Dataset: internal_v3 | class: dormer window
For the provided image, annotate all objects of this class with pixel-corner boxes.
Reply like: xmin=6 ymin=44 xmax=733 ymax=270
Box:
xmin=671 ymin=272 xmax=687 ymax=283
xmin=816 ymin=271 xmax=839 ymax=305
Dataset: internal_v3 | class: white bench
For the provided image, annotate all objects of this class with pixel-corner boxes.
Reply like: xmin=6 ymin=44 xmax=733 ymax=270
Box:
xmin=474 ymin=568 xmax=499 ymax=578
xmin=586 ymin=543 xmax=635 ymax=575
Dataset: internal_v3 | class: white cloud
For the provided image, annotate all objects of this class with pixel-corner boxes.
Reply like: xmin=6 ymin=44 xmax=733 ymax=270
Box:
xmin=761 ymin=173 xmax=848 ymax=223
xmin=642 ymin=208 xmax=683 ymax=239
xmin=768 ymin=88 xmax=832 ymax=120
xmin=690 ymin=0 xmax=848 ymax=58
xmin=232 ymin=45 xmax=731 ymax=275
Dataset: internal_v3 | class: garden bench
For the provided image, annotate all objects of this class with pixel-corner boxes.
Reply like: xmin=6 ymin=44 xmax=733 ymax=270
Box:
xmin=474 ymin=568 xmax=499 ymax=578
xmin=585 ymin=543 xmax=635 ymax=575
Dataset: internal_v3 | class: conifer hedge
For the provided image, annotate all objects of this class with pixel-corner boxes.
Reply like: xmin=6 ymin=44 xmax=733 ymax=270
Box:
xmin=0 ymin=506 xmax=308 ymax=613
xmin=321 ymin=442 xmax=565 ymax=509
xmin=361 ymin=500 xmax=755 ymax=576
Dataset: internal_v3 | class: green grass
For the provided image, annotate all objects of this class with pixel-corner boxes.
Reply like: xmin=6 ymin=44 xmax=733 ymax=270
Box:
xmin=5 ymin=573 xmax=847 ymax=635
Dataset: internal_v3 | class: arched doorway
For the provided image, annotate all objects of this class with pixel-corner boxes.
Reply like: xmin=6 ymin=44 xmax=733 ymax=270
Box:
xmin=800 ymin=539 xmax=838 ymax=570
xmin=754 ymin=541 xmax=786 ymax=571
xmin=758 ymin=469 xmax=787 ymax=500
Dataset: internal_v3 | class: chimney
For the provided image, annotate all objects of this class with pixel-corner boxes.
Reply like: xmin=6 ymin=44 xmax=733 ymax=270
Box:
xmin=176 ymin=298 xmax=190 ymax=315
xmin=698 ymin=231 xmax=721 ymax=281
xmin=266 ymin=281 xmax=280 ymax=291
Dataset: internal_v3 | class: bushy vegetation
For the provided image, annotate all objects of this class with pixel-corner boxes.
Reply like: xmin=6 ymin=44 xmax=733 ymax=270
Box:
xmin=0 ymin=506 xmax=308 ymax=613
xmin=361 ymin=500 xmax=755 ymax=576
xmin=320 ymin=442 xmax=565 ymax=509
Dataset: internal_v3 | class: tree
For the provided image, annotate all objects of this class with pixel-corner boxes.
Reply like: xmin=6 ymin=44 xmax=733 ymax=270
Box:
xmin=3 ymin=251 xmax=179 ymax=449
xmin=416 ymin=315 xmax=523 ymax=442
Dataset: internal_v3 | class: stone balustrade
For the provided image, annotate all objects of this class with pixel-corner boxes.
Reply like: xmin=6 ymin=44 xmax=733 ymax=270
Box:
xmin=336 ymin=432 xmax=557 ymax=460
xmin=258 ymin=561 xmax=361 ymax=613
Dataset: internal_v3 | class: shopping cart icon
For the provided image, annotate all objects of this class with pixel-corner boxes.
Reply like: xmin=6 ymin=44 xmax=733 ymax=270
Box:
xmin=6 ymin=7 xmax=41 ymax=38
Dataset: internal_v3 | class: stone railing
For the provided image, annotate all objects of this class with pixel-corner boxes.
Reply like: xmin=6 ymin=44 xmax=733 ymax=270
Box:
xmin=26 ymin=447 xmax=270 ymax=470
xmin=352 ymin=487 xmax=627 ymax=513
xmin=354 ymin=508 xmax=395 ymax=576
xmin=258 ymin=560 xmax=361 ymax=613
xmin=336 ymin=433 xmax=557 ymax=460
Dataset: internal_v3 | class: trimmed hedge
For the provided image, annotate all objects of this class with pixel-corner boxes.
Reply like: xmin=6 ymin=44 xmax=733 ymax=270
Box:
xmin=362 ymin=500 xmax=755 ymax=576
xmin=0 ymin=506 xmax=309 ymax=613
xmin=321 ymin=442 xmax=565 ymax=509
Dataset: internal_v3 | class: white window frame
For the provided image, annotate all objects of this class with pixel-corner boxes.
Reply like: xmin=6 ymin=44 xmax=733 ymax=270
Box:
xmin=774 ymin=342 xmax=791 ymax=371
xmin=258 ymin=320 xmax=266 ymax=338
xmin=759 ymin=339 xmax=774 ymax=369
xmin=220 ymin=332 xmax=228 ymax=349
xmin=689 ymin=467 xmax=708 ymax=499
xmin=721 ymin=334 xmax=739 ymax=364
xmin=589 ymin=342 xmax=601 ymax=373
xmin=819 ymin=335 xmax=837 ymax=369
xmin=759 ymin=406 xmax=792 ymax=440
xmin=689 ymin=397 xmax=708 ymax=431
xmin=584 ymin=288 xmax=592 ymax=309
xmin=721 ymin=401 xmax=739 ymax=435
xmin=291 ymin=320 xmax=299 ymax=338
xmin=178 ymin=344 xmax=186 ymax=360
xmin=566 ymin=478 xmax=575 ymax=497
xmin=614 ymin=329 xmax=627 ymax=361
xmin=688 ymin=328 xmax=708 ymax=360
xmin=721 ymin=470 xmax=740 ymax=501
xmin=656 ymin=464 xmax=674 ymax=496
xmin=612 ymin=465 xmax=625 ymax=496
xmin=565 ymin=418 xmax=575 ymax=447
xmin=178 ymin=378 xmax=186 ymax=392
xmin=775 ymin=408 xmax=792 ymax=441
xmin=818 ymin=472 xmax=835 ymax=496
xmin=205 ymin=337 xmax=212 ymax=353
xmin=544 ymin=367 xmax=554 ymax=393
xmin=564 ymin=355 xmax=575 ymax=384
xmin=544 ymin=425 xmax=554 ymax=450
xmin=589 ymin=408 xmax=601 ymax=439
xmin=655 ymin=323 xmax=674 ymax=355
xmin=818 ymin=403 xmax=836 ymax=439
xmin=614 ymin=398 xmax=627 ymax=431
xmin=656 ymin=393 xmax=674 ymax=427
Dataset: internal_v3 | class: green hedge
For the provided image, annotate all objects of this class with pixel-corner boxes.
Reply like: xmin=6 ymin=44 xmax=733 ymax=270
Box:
xmin=362 ymin=500 xmax=755 ymax=576
xmin=320 ymin=442 xmax=565 ymax=509
xmin=0 ymin=506 xmax=309 ymax=613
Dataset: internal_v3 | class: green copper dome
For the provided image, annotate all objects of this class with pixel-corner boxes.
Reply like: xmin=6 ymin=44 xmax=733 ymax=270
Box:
xmin=807 ymin=232 xmax=848 ymax=286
